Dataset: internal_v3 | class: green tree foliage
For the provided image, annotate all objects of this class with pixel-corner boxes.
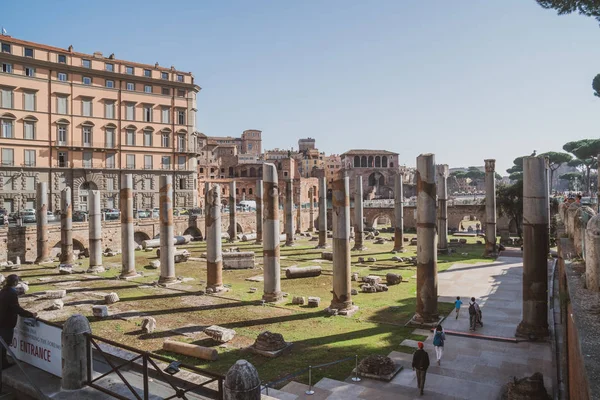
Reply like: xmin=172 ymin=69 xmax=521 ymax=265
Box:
xmin=539 ymin=151 xmax=573 ymax=192
xmin=593 ymin=74 xmax=600 ymax=97
xmin=497 ymin=180 xmax=524 ymax=238
xmin=559 ymin=171 xmax=584 ymax=190
xmin=506 ymin=156 xmax=525 ymax=182
xmin=562 ymin=139 xmax=600 ymax=193
xmin=536 ymin=0 xmax=600 ymax=22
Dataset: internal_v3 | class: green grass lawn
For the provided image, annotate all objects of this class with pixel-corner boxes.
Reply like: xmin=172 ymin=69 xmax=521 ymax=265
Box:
xmin=16 ymin=230 xmax=490 ymax=386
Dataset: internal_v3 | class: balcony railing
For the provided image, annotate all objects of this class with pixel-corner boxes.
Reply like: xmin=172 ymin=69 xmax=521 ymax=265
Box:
xmin=1 ymin=161 xmax=14 ymax=167
xmin=54 ymin=140 xmax=116 ymax=149
xmin=22 ymin=162 xmax=36 ymax=167
xmin=160 ymin=164 xmax=171 ymax=170
xmin=175 ymin=164 xmax=189 ymax=171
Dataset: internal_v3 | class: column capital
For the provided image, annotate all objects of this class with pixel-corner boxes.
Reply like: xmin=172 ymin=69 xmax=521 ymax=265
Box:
xmin=435 ymin=164 xmax=449 ymax=178
xmin=484 ymin=159 xmax=496 ymax=173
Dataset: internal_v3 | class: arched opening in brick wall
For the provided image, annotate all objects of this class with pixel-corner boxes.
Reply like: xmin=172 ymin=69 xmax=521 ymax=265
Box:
xmin=134 ymin=231 xmax=151 ymax=246
xmin=226 ymin=223 xmax=243 ymax=235
xmin=183 ymin=226 xmax=203 ymax=240
xmin=456 ymin=215 xmax=483 ymax=234
xmin=52 ymin=239 xmax=86 ymax=258
xmin=366 ymin=210 xmax=394 ymax=229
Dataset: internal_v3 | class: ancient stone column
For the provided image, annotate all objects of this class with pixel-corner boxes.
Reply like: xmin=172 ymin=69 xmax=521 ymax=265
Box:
xmin=206 ymin=183 xmax=224 ymax=292
xmin=120 ymin=174 xmax=137 ymax=278
xmin=229 ymin=181 xmax=237 ymax=242
xmin=585 ymin=214 xmax=600 ymax=292
xmin=353 ymin=175 xmax=365 ymax=251
xmin=317 ymin=177 xmax=327 ymax=248
xmin=414 ymin=154 xmax=438 ymax=324
xmin=393 ymin=172 xmax=405 ymax=252
xmin=296 ymin=193 xmax=302 ymax=234
xmin=61 ymin=314 xmax=92 ymax=390
xmin=484 ymin=159 xmax=497 ymax=257
xmin=516 ymin=156 xmax=549 ymax=339
xmin=328 ymin=171 xmax=357 ymax=316
xmin=35 ymin=181 xmax=51 ymax=263
xmin=87 ymin=190 xmax=104 ymax=273
xmin=598 ymin=154 xmax=600 ymax=214
xmin=59 ymin=187 xmax=73 ymax=266
xmin=223 ymin=360 xmax=261 ymax=400
xmin=262 ymin=163 xmax=282 ymax=302
xmin=308 ymin=187 xmax=315 ymax=232
xmin=436 ymin=164 xmax=449 ymax=252
xmin=159 ymin=175 xmax=176 ymax=284
xmin=255 ymin=180 xmax=263 ymax=244
xmin=285 ymin=179 xmax=295 ymax=246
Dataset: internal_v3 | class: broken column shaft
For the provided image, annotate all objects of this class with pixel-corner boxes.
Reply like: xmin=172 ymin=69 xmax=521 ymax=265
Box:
xmin=516 ymin=156 xmax=549 ymax=339
xmin=159 ymin=175 xmax=176 ymax=284
xmin=59 ymin=187 xmax=73 ymax=266
xmin=317 ymin=177 xmax=327 ymax=248
xmin=393 ymin=172 xmax=405 ymax=252
xmin=229 ymin=181 xmax=237 ymax=242
xmin=87 ymin=190 xmax=104 ymax=273
xmin=35 ymin=181 xmax=51 ymax=263
xmin=206 ymin=183 xmax=224 ymax=292
xmin=285 ymin=179 xmax=295 ymax=246
xmin=255 ymin=180 xmax=263 ymax=244
xmin=436 ymin=164 xmax=449 ymax=252
xmin=120 ymin=174 xmax=137 ymax=278
xmin=484 ymin=159 xmax=497 ymax=257
xmin=308 ymin=187 xmax=315 ymax=232
xmin=353 ymin=175 xmax=365 ymax=251
xmin=262 ymin=163 xmax=282 ymax=302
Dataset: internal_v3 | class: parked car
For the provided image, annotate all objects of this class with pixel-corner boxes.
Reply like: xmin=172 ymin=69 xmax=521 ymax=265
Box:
xmin=135 ymin=209 xmax=151 ymax=218
xmin=21 ymin=211 xmax=36 ymax=224
xmin=47 ymin=211 xmax=59 ymax=222
xmin=105 ymin=210 xmax=120 ymax=221
xmin=73 ymin=211 xmax=88 ymax=222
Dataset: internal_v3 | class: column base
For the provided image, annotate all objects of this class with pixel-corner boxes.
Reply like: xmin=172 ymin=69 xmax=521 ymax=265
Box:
xmin=352 ymin=245 xmax=367 ymax=251
xmin=262 ymin=292 xmax=283 ymax=303
xmin=35 ymin=257 xmax=54 ymax=265
xmin=406 ymin=313 xmax=442 ymax=328
xmin=255 ymin=240 xmax=263 ymax=245
xmin=87 ymin=265 xmax=105 ymax=273
xmin=120 ymin=272 xmax=142 ymax=280
xmin=515 ymin=321 xmax=549 ymax=340
xmin=326 ymin=305 xmax=359 ymax=317
xmin=437 ymin=247 xmax=450 ymax=255
xmin=283 ymin=241 xmax=296 ymax=247
xmin=157 ymin=276 xmax=179 ymax=287
xmin=315 ymin=244 xmax=329 ymax=249
xmin=205 ymin=285 xmax=226 ymax=294
xmin=392 ymin=247 xmax=406 ymax=253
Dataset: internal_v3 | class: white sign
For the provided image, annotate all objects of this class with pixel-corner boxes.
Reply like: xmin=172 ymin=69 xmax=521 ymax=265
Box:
xmin=8 ymin=317 xmax=62 ymax=377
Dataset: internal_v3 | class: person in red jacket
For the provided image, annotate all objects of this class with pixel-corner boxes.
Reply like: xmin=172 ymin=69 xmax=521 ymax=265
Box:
xmin=412 ymin=342 xmax=430 ymax=396
xmin=0 ymin=274 xmax=37 ymax=369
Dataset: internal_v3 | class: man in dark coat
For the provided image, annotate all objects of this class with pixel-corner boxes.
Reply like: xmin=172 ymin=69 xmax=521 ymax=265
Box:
xmin=412 ymin=341 xmax=430 ymax=396
xmin=0 ymin=274 xmax=36 ymax=369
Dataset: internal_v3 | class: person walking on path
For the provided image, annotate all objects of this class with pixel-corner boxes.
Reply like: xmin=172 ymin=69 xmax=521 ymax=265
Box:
xmin=454 ymin=296 xmax=463 ymax=319
xmin=469 ymin=297 xmax=483 ymax=331
xmin=412 ymin=341 xmax=430 ymax=396
xmin=433 ymin=324 xmax=445 ymax=365
xmin=0 ymin=274 xmax=37 ymax=369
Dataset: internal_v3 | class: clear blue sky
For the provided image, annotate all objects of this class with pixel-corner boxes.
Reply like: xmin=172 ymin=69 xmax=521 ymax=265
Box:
xmin=3 ymin=0 xmax=600 ymax=173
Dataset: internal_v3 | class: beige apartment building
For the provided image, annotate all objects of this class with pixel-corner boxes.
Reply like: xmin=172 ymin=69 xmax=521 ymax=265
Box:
xmin=0 ymin=35 xmax=200 ymax=212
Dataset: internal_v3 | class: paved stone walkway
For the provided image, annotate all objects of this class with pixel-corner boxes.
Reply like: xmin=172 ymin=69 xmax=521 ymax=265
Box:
xmin=264 ymin=256 xmax=555 ymax=399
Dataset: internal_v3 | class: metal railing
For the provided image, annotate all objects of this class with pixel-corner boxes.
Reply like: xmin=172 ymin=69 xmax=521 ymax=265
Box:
xmin=85 ymin=333 xmax=224 ymax=400
xmin=261 ymin=355 xmax=359 ymax=396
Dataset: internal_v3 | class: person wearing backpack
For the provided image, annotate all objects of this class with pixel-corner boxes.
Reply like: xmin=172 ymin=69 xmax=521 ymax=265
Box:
xmin=432 ymin=324 xmax=445 ymax=365
xmin=469 ymin=297 xmax=483 ymax=331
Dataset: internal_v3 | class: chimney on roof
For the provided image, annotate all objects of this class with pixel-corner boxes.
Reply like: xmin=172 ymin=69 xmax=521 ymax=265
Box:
xmin=155 ymin=62 xmax=159 ymax=68
xmin=68 ymin=45 xmax=73 ymax=52
xmin=93 ymin=51 xmax=103 ymax=58
xmin=108 ymin=53 xmax=115 ymax=59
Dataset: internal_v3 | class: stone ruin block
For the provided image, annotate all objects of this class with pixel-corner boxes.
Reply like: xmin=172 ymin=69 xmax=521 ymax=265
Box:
xmin=141 ymin=317 xmax=156 ymax=333
xmin=292 ymin=296 xmax=306 ymax=305
xmin=391 ymin=256 xmax=403 ymax=262
xmin=374 ymin=238 xmax=385 ymax=245
xmin=367 ymin=257 xmax=376 ymax=262
xmin=362 ymin=275 xmax=382 ymax=285
xmin=48 ymin=299 xmax=64 ymax=310
xmin=149 ymin=260 xmax=160 ymax=269
xmin=357 ymin=257 xmax=365 ymax=263
xmin=410 ymin=238 xmax=418 ymax=245
xmin=321 ymin=251 xmax=333 ymax=261
xmin=45 ymin=290 xmax=67 ymax=299
xmin=15 ymin=282 xmax=29 ymax=295
xmin=501 ymin=372 xmax=550 ymax=400
xmin=361 ymin=283 xmax=388 ymax=293
xmin=204 ymin=325 xmax=236 ymax=343
xmin=386 ymin=273 xmax=402 ymax=285
xmin=351 ymin=272 xmax=359 ymax=281
xmin=250 ymin=331 xmax=292 ymax=358
xmin=223 ymin=252 xmax=255 ymax=270
xmin=351 ymin=289 xmax=358 ymax=295
xmin=307 ymin=297 xmax=321 ymax=307
xmin=59 ymin=264 xmax=74 ymax=274
xmin=93 ymin=305 xmax=109 ymax=317
xmin=105 ymin=293 xmax=120 ymax=304
xmin=358 ymin=355 xmax=396 ymax=376
xmin=459 ymin=238 xmax=468 ymax=245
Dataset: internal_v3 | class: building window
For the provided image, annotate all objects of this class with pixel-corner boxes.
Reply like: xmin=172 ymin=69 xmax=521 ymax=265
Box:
xmin=82 ymin=59 xmax=91 ymax=68
xmin=1 ymin=63 xmax=12 ymax=73
xmin=177 ymin=89 xmax=185 ymax=97
xmin=1 ymin=119 xmax=13 ymax=138
xmin=24 ymin=120 xmax=35 ymax=139
xmin=161 ymin=156 xmax=171 ymax=169
xmin=105 ymin=101 xmax=115 ymax=119
xmin=23 ymin=92 xmax=35 ymax=111
xmin=58 ymin=72 xmax=68 ymax=81
xmin=143 ymin=105 xmax=152 ymax=122
xmin=161 ymin=72 xmax=168 ymax=80
xmin=106 ymin=177 xmax=115 ymax=191
xmin=25 ymin=67 xmax=35 ymax=77
xmin=57 ymin=151 xmax=68 ymax=167
xmin=82 ymin=99 xmax=92 ymax=117
xmin=105 ymin=128 xmax=115 ymax=148
xmin=58 ymin=54 xmax=66 ymax=63
xmin=1 ymin=148 xmax=14 ymax=166
xmin=83 ymin=151 xmax=92 ymax=168
xmin=179 ymin=178 xmax=186 ymax=189
xmin=126 ymin=154 xmax=135 ymax=169
xmin=126 ymin=82 xmax=135 ymax=91
xmin=177 ymin=110 xmax=185 ymax=125
xmin=106 ymin=80 xmax=114 ymax=88
xmin=57 ymin=96 xmax=68 ymax=114
xmin=125 ymin=103 xmax=135 ymax=120
xmin=0 ymin=88 xmax=12 ymax=108
xmin=177 ymin=135 xmax=185 ymax=151
xmin=161 ymin=133 xmax=169 ymax=148
xmin=126 ymin=66 xmax=134 ymax=74
xmin=1 ymin=43 xmax=11 ymax=54
xmin=24 ymin=149 xmax=36 ymax=167
xmin=248 ymin=142 xmax=253 ymax=151
xmin=24 ymin=48 xmax=34 ymax=57
xmin=144 ymin=85 xmax=152 ymax=93
xmin=83 ymin=76 xmax=92 ymax=85
xmin=178 ymin=155 xmax=186 ymax=169
xmin=106 ymin=153 xmax=115 ymax=169
xmin=105 ymin=63 xmax=114 ymax=72
xmin=144 ymin=69 xmax=151 ymax=77
xmin=144 ymin=155 xmax=152 ymax=169
xmin=161 ymin=87 xmax=170 ymax=95
xmin=57 ymin=125 xmax=68 ymax=144
xmin=161 ymin=107 xmax=170 ymax=123
xmin=25 ymin=176 xmax=35 ymax=190
xmin=143 ymin=129 xmax=152 ymax=146
xmin=177 ymin=74 xmax=184 ymax=82
xmin=126 ymin=129 xmax=135 ymax=146
xmin=82 ymin=126 xmax=92 ymax=146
